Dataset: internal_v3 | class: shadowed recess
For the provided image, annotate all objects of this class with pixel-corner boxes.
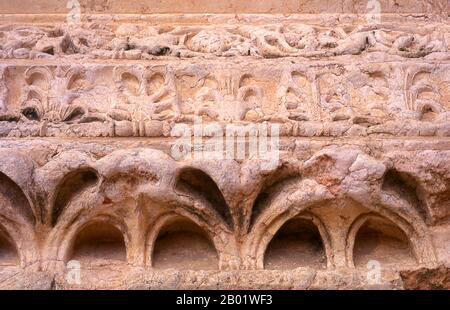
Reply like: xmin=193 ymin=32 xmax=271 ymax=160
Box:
xmin=382 ymin=169 xmax=427 ymax=222
xmin=52 ymin=168 xmax=99 ymax=226
xmin=0 ymin=172 xmax=34 ymax=225
xmin=251 ymin=173 xmax=300 ymax=228
xmin=420 ymin=105 xmax=439 ymax=122
xmin=353 ymin=216 xmax=415 ymax=267
xmin=264 ymin=218 xmax=326 ymax=270
xmin=152 ymin=217 xmax=218 ymax=270
xmin=175 ymin=168 xmax=233 ymax=228
xmin=0 ymin=227 xmax=18 ymax=266
xmin=69 ymin=221 xmax=126 ymax=262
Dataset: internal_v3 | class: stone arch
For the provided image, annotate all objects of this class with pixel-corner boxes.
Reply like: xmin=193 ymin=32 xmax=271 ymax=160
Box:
xmin=42 ymin=186 xmax=137 ymax=271
xmin=0 ymin=224 xmax=19 ymax=266
xmin=60 ymin=214 xmax=130 ymax=264
xmin=68 ymin=220 xmax=127 ymax=263
xmin=243 ymin=178 xmax=334 ymax=269
xmin=175 ymin=167 xmax=233 ymax=228
xmin=0 ymin=152 xmax=38 ymax=266
xmin=51 ymin=167 xmax=100 ymax=226
xmin=0 ymin=172 xmax=38 ymax=267
xmin=382 ymin=168 xmax=428 ymax=222
xmin=337 ymin=192 xmax=435 ymax=267
xmin=0 ymin=149 xmax=37 ymax=223
xmin=245 ymin=175 xmax=436 ymax=270
xmin=364 ymin=191 xmax=437 ymax=266
xmin=346 ymin=191 xmax=436 ymax=265
xmin=250 ymin=171 xmax=301 ymax=230
xmin=0 ymin=218 xmax=34 ymax=268
xmin=45 ymin=180 xmax=146 ymax=270
xmin=346 ymin=213 xmax=416 ymax=268
xmin=263 ymin=212 xmax=329 ymax=270
xmin=146 ymin=212 xmax=219 ymax=270
xmin=0 ymin=171 xmax=35 ymax=225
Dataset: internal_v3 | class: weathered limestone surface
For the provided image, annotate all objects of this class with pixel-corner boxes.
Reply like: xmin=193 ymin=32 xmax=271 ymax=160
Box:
xmin=0 ymin=1 xmax=449 ymax=289
xmin=1 ymin=0 xmax=448 ymax=14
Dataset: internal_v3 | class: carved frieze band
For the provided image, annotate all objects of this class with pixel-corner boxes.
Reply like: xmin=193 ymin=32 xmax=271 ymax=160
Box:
xmin=0 ymin=60 xmax=449 ymax=137
xmin=0 ymin=22 xmax=449 ymax=60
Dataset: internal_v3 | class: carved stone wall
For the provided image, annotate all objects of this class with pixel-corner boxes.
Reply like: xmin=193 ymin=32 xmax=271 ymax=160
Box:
xmin=0 ymin=1 xmax=449 ymax=289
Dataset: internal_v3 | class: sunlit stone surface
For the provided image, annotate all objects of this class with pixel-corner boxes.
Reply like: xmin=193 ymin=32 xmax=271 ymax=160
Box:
xmin=0 ymin=0 xmax=448 ymax=289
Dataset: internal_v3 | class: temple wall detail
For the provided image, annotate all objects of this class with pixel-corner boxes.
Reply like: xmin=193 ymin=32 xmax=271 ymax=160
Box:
xmin=0 ymin=0 xmax=449 ymax=289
